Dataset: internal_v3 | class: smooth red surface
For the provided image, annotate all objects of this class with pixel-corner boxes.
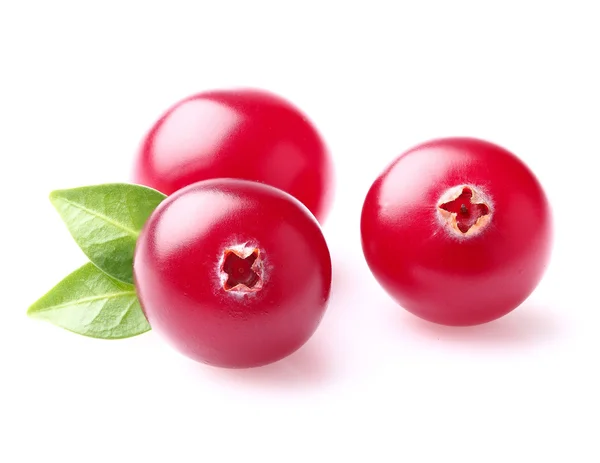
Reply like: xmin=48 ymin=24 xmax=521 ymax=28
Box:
xmin=360 ymin=137 xmax=553 ymax=326
xmin=132 ymin=88 xmax=334 ymax=223
xmin=134 ymin=179 xmax=332 ymax=368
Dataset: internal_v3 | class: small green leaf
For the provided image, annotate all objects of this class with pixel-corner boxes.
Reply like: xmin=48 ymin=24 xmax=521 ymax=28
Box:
xmin=49 ymin=183 xmax=166 ymax=284
xmin=27 ymin=263 xmax=150 ymax=339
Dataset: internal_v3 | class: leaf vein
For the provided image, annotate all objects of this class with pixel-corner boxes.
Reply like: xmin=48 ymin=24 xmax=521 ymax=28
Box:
xmin=56 ymin=197 xmax=139 ymax=237
xmin=33 ymin=291 xmax=136 ymax=313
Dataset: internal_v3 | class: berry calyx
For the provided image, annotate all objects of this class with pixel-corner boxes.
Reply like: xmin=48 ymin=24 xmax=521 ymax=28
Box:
xmin=219 ymin=245 xmax=264 ymax=292
xmin=437 ymin=185 xmax=492 ymax=237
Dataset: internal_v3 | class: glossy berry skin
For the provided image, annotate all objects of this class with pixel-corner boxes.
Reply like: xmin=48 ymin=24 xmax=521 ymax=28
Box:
xmin=361 ymin=137 xmax=552 ymax=326
xmin=134 ymin=179 xmax=332 ymax=368
xmin=132 ymin=88 xmax=334 ymax=223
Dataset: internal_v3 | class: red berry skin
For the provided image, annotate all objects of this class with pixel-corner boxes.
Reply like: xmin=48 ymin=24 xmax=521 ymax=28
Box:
xmin=133 ymin=179 xmax=332 ymax=368
xmin=361 ymin=137 xmax=553 ymax=326
xmin=132 ymin=88 xmax=334 ymax=223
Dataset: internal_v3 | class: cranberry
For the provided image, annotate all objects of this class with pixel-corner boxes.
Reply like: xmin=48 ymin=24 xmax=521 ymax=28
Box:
xmin=133 ymin=179 xmax=332 ymax=368
xmin=132 ymin=88 xmax=334 ymax=223
xmin=361 ymin=137 xmax=553 ymax=326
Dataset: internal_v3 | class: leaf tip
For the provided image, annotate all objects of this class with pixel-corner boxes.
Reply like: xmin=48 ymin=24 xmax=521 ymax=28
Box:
xmin=26 ymin=301 xmax=40 ymax=318
xmin=48 ymin=189 xmax=64 ymax=206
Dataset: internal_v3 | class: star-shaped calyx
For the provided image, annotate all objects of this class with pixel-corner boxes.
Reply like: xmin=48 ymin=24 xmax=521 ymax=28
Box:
xmin=437 ymin=185 xmax=492 ymax=236
xmin=219 ymin=246 xmax=264 ymax=292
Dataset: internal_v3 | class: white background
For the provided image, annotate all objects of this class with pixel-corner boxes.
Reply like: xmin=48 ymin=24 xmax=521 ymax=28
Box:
xmin=1 ymin=1 xmax=599 ymax=462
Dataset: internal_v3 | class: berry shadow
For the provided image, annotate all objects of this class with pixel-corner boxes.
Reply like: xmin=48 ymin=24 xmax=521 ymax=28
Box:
xmin=199 ymin=338 xmax=338 ymax=391
xmin=400 ymin=302 xmax=564 ymax=347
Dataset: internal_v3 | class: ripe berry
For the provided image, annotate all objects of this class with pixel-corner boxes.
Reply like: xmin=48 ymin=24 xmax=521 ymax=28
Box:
xmin=361 ymin=137 xmax=552 ymax=326
xmin=134 ymin=179 xmax=332 ymax=368
xmin=132 ymin=88 xmax=334 ymax=223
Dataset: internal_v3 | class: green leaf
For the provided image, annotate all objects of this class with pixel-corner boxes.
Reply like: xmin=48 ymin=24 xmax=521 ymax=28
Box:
xmin=27 ymin=263 xmax=151 ymax=339
xmin=49 ymin=183 xmax=166 ymax=284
